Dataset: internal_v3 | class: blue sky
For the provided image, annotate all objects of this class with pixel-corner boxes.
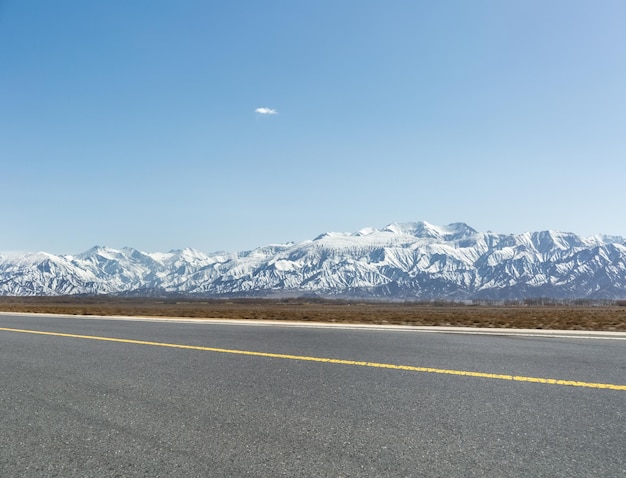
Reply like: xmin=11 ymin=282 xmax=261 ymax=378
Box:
xmin=1 ymin=1 xmax=625 ymax=254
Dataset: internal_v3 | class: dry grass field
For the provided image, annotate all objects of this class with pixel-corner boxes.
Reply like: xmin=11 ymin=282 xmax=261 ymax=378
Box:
xmin=1 ymin=296 xmax=625 ymax=331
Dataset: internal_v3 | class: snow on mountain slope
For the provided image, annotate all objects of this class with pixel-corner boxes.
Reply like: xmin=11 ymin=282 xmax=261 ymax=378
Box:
xmin=1 ymin=221 xmax=625 ymax=299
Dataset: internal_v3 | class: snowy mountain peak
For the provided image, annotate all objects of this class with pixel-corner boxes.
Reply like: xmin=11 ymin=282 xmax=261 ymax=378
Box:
xmin=382 ymin=221 xmax=477 ymax=241
xmin=353 ymin=227 xmax=377 ymax=237
xmin=74 ymin=245 xmax=124 ymax=261
xmin=168 ymin=248 xmax=207 ymax=260
xmin=313 ymin=231 xmax=349 ymax=241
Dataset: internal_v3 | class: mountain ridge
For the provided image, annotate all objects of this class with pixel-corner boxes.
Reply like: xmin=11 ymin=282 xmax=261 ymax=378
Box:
xmin=2 ymin=221 xmax=625 ymax=299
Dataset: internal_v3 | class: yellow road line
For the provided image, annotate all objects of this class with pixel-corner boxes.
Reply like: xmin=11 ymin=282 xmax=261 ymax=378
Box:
xmin=1 ymin=326 xmax=625 ymax=391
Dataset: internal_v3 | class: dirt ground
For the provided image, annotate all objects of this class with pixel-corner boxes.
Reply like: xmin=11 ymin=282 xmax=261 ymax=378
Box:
xmin=1 ymin=296 xmax=625 ymax=331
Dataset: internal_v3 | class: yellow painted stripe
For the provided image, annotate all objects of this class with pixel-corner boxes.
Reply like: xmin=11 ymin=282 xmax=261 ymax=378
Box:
xmin=1 ymin=326 xmax=625 ymax=391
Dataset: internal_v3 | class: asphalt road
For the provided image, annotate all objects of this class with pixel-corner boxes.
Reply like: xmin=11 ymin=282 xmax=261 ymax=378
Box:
xmin=1 ymin=313 xmax=624 ymax=477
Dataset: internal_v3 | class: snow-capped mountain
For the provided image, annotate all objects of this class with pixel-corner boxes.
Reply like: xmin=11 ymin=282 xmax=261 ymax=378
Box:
xmin=2 ymin=221 xmax=626 ymax=299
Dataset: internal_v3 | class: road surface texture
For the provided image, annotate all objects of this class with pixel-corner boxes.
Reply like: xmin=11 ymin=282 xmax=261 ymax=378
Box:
xmin=1 ymin=313 xmax=624 ymax=477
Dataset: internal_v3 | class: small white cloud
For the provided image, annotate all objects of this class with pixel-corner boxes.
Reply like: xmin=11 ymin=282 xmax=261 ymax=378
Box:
xmin=255 ymin=107 xmax=278 ymax=115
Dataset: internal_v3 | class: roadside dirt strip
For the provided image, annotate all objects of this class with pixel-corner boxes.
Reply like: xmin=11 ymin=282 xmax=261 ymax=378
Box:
xmin=1 ymin=298 xmax=625 ymax=330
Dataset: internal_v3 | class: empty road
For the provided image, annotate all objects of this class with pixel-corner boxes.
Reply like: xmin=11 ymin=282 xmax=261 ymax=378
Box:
xmin=1 ymin=313 xmax=625 ymax=477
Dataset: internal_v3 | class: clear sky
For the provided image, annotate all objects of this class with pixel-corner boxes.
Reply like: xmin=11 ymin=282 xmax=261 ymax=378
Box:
xmin=1 ymin=1 xmax=625 ymax=254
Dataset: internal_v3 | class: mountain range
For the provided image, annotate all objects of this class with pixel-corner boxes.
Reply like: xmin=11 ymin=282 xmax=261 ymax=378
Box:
xmin=2 ymin=221 xmax=625 ymax=300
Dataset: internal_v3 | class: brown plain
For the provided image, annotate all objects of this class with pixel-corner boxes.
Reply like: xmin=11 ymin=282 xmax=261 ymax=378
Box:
xmin=1 ymin=297 xmax=625 ymax=331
